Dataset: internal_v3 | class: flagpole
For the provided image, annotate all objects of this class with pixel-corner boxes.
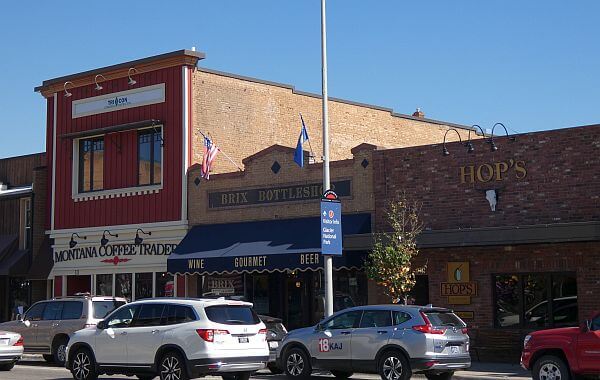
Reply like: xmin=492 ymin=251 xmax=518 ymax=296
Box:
xmin=321 ymin=0 xmax=334 ymax=318
xmin=198 ymin=130 xmax=243 ymax=172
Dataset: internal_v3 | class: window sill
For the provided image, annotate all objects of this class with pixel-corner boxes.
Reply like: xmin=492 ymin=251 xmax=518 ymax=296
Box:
xmin=72 ymin=185 xmax=162 ymax=202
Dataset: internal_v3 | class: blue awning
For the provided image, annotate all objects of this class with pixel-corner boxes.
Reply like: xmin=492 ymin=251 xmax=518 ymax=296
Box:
xmin=168 ymin=214 xmax=371 ymax=275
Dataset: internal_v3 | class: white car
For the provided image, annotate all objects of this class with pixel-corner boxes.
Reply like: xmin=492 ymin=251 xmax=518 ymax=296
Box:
xmin=0 ymin=330 xmax=23 ymax=371
xmin=65 ymin=298 xmax=269 ymax=380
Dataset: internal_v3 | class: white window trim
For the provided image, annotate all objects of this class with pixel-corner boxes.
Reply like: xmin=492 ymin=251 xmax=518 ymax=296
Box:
xmin=71 ymin=126 xmax=164 ymax=202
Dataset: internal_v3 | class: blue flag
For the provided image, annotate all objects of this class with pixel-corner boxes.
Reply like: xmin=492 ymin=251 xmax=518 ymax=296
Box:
xmin=294 ymin=115 xmax=310 ymax=167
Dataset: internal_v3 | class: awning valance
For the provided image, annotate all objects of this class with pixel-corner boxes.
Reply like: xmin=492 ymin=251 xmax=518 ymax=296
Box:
xmin=167 ymin=214 xmax=371 ymax=275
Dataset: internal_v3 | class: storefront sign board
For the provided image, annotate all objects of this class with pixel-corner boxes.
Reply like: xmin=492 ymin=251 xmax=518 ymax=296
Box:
xmin=208 ymin=180 xmax=351 ymax=208
xmin=72 ymin=83 xmax=166 ymax=118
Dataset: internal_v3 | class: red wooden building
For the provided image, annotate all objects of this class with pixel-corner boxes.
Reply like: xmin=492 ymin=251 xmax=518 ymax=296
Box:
xmin=36 ymin=50 xmax=204 ymax=300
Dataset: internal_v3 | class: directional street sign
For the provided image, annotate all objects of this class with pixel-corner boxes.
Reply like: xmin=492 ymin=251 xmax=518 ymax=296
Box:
xmin=320 ymin=191 xmax=342 ymax=256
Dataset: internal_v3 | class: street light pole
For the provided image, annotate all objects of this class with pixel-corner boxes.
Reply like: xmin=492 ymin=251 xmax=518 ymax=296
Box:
xmin=321 ymin=0 xmax=334 ymax=318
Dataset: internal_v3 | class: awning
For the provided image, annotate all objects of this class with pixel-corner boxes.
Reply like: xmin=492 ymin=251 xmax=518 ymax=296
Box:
xmin=168 ymin=213 xmax=371 ymax=275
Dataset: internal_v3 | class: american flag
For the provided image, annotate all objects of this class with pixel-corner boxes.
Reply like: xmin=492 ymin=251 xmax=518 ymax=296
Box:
xmin=201 ymin=136 xmax=219 ymax=180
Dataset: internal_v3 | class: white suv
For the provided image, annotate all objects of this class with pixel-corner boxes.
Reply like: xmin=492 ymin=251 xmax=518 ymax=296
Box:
xmin=65 ymin=298 xmax=269 ymax=380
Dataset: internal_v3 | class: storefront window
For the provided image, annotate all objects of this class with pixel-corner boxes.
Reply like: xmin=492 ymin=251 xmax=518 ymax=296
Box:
xmin=96 ymin=274 xmax=113 ymax=296
xmin=495 ymin=275 xmax=521 ymax=327
xmin=155 ymin=272 xmax=174 ymax=297
xmin=115 ymin=273 xmax=132 ymax=302
xmin=9 ymin=278 xmax=29 ymax=321
xmin=135 ymin=273 xmax=153 ymax=300
xmin=201 ymin=274 xmax=244 ymax=297
xmin=79 ymin=137 xmax=104 ymax=192
xmin=494 ymin=272 xmax=577 ymax=329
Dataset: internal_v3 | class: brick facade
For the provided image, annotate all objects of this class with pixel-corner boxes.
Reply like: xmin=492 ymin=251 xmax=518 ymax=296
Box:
xmin=188 ymin=143 xmax=376 ymax=226
xmin=191 ymin=68 xmax=475 ymax=174
xmin=373 ymin=124 xmax=600 ymax=362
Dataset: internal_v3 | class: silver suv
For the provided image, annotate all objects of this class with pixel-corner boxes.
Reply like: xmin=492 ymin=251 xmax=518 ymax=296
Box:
xmin=277 ymin=305 xmax=470 ymax=380
xmin=0 ymin=295 xmax=126 ymax=366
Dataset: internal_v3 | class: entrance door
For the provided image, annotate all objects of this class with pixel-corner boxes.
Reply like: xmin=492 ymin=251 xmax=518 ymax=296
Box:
xmin=286 ymin=274 xmax=309 ymax=330
xmin=66 ymin=275 xmax=91 ymax=296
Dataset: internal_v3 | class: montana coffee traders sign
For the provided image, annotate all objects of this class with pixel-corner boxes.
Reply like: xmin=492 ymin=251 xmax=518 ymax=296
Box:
xmin=208 ymin=180 xmax=351 ymax=208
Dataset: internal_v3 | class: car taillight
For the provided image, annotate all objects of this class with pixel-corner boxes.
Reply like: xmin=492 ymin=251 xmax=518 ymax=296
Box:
xmin=258 ymin=328 xmax=268 ymax=341
xmin=196 ymin=329 xmax=229 ymax=342
xmin=461 ymin=328 xmax=468 ymax=334
xmin=413 ymin=312 xmax=445 ymax=334
xmin=412 ymin=324 xmax=445 ymax=334
xmin=13 ymin=337 xmax=23 ymax=346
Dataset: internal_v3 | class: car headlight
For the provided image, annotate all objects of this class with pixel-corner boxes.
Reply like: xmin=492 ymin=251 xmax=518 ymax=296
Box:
xmin=523 ymin=335 xmax=532 ymax=348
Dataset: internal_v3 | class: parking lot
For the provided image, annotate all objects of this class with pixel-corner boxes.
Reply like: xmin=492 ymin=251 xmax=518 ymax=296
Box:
xmin=0 ymin=356 xmax=532 ymax=380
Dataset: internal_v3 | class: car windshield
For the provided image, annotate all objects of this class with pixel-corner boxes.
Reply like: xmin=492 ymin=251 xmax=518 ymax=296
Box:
xmin=93 ymin=300 xmax=126 ymax=319
xmin=423 ymin=311 xmax=466 ymax=328
xmin=204 ymin=305 xmax=260 ymax=325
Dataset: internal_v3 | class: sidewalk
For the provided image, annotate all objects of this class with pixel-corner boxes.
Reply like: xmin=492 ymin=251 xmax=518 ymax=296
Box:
xmin=453 ymin=362 xmax=531 ymax=379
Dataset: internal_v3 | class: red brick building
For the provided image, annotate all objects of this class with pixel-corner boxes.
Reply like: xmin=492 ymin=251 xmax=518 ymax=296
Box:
xmin=373 ymin=124 xmax=600 ymax=361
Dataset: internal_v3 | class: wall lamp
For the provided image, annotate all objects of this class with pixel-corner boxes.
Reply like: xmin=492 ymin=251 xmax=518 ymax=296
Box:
xmin=100 ymin=230 xmax=119 ymax=247
xmin=94 ymin=74 xmax=107 ymax=91
xmin=69 ymin=233 xmax=86 ymax=249
xmin=488 ymin=122 xmax=515 ymax=152
xmin=465 ymin=124 xmax=486 ymax=153
xmin=63 ymin=81 xmax=73 ymax=97
xmin=128 ymin=68 xmax=138 ymax=86
xmin=442 ymin=128 xmax=462 ymax=156
xmin=134 ymin=228 xmax=152 ymax=245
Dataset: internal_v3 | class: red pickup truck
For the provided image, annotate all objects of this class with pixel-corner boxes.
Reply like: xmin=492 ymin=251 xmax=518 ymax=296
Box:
xmin=521 ymin=311 xmax=600 ymax=380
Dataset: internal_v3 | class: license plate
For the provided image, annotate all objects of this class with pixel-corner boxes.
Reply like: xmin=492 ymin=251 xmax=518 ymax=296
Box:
xmin=450 ymin=346 xmax=459 ymax=354
xmin=269 ymin=341 xmax=279 ymax=349
xmin=238 ymin=337 xmax=249 ymax=343
xmin=0 ymin=339 xmax=9 ymax=346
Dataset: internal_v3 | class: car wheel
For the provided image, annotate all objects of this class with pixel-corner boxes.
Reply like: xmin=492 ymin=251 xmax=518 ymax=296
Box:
xmin=159 ymin=351 xmax=188 ymax=380
xmin=43 ymin=354 xmax=55 ymax=363
xmin=284 ymin=347 xmax=312 ymax=379
xmin=425 ymin=371 xmax=454 ymax=380
xmin=331 ymin=370 xmax=354 ymax=378
xmin=533 ymin=355 xmax=570 ymax=380
xmin=378 ymin=350 xmax=410 ymax=380
xmin=70 ymin=348 xmax=98 ymax=380
xmin=267 ymin=363 xmax=284 ymax=374
xmin=0 ymin=363 xmax=15 ymax=371
xmin=53 ymin=336 xmax=69 ymax=366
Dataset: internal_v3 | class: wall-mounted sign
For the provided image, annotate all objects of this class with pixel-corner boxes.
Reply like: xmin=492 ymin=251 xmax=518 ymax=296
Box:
xmin=455 ymin=311 xmax=474 ymax=320
xmin=321 ymin=190 xmax=343 ymax=256
xmin=441 ymin=262 xmax=477 ymax=305
xmin=72 ymin=83 xmax=166 ymax=118
xmin=460 ymin=159 xmax=526 ymax=184
xmin=208 ymin=180 xmax=351 ymax=208
xmin=53 ymin=242 xmax=177 ymax=264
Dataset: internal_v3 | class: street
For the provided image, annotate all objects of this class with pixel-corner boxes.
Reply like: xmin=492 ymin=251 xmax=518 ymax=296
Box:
xmin=0 ymin=356 xmax=533 ymax=380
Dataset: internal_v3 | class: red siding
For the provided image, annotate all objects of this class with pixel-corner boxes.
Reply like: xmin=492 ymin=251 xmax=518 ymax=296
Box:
xmin=46 ymin=97 xmax=54 ymax=229
xmin=50 ymin=66 xmax=185 ymax=229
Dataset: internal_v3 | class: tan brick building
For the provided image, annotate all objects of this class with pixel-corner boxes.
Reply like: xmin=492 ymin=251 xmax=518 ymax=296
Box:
xmin=191 ymin=67 xmax=475 ymax=173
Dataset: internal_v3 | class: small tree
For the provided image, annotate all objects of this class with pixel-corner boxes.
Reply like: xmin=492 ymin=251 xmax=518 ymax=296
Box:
xmin=366 ymin=194 xmax=425 ymax=304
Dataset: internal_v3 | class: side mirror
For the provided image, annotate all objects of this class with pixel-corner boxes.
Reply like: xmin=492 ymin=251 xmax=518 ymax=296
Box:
xmin=97 ymin=320 xmax=106 ymax=329
xmin=22 ymin=320 xmax=31 ymax=327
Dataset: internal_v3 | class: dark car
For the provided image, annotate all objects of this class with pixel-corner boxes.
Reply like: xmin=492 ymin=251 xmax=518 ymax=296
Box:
xmin=259 ymin=314 xmax=288 ymax=374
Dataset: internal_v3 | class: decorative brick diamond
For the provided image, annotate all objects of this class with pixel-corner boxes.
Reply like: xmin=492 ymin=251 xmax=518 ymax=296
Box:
xmin=271 ymin=161 xmax=281 ymax=174
xmin=361 ymin=159 xmax=369 ymax=168
xmin=194 ymin=177 xmax=201 ymax=186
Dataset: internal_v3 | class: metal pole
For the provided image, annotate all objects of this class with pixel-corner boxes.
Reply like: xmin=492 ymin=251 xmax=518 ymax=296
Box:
xmin=321 ymin=0 xmax=334 ymax=318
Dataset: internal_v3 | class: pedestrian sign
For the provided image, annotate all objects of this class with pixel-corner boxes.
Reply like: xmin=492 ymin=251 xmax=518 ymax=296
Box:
xmin=320 ymin=190 xmax=342 ymax=256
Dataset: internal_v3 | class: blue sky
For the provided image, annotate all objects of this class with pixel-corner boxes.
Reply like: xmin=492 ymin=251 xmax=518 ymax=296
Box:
xmin=1 ymin=1 xmax=599 ymax=158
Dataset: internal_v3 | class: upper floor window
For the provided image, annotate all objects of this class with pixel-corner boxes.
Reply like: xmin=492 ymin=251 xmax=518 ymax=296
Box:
xmin=19 ymin=197 xmax=31 ymax=250
xmin=138 ymin=128 xmax=162 ymax=186
xmin=79 ymin=137 xmax=104 ymax=192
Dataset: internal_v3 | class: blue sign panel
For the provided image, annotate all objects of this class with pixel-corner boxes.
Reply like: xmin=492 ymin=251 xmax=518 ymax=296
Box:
xmin=320 ymin=200 xmax=343 ymax=255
